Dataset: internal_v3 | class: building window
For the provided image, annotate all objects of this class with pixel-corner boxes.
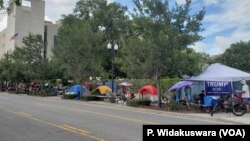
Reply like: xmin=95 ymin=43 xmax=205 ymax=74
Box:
xmin=54 ymin=35 xmax=59 ymax=48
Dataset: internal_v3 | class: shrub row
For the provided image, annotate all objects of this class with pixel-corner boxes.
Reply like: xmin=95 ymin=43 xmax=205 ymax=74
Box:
xmin=63 ymin=94 xmax=77 ymax=99
xmin=81 ymin=95 xmax=101 ymax=101
xmin=127 ymin=99 xmax=151 ymax=107
xmin=28 ymin=89 xmax=57 ymax=97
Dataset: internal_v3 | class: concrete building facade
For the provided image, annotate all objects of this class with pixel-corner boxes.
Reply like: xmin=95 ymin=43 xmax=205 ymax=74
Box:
xmin=0 ymin=0 xmax=60 ymax=59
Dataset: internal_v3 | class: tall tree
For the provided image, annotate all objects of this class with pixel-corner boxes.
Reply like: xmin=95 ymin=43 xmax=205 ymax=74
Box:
xmin=14 ymin=33 xmax=46 ymax=81
xmin=0 ymin=0 xmax=21 ymax=9
xmin=54 ymin=15 xmax=105 ymax=83
xmin=74 ymin=0 xmax=128 ymax=42
xmin=121 ymin=0 xmax=205 ymax=106
xmin=216 ymin=41 xmax=250 ymax=73
xmin=0 ymin=33 xmax=62 ymax=82
xmin=73 ymin=0 xmax=129 ymax=79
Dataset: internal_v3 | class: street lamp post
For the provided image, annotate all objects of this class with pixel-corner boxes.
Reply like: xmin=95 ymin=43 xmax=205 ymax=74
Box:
xmin=107 ymin=42 xmax=118 ymax=94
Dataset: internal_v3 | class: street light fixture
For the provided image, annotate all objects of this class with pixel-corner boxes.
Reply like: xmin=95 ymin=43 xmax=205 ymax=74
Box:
xmin=107 ymin=42 xmax=118 ymax=94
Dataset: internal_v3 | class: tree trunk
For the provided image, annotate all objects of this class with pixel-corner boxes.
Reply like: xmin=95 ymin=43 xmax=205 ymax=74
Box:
xmin=156 ymin=67 xmax=161 ymax=107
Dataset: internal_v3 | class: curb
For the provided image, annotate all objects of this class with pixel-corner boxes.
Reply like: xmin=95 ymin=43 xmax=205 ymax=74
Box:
xmin=40 ymin=96 xmax=250 ymax=124
xmin=87 ymin=101 xmax=247 ymax=124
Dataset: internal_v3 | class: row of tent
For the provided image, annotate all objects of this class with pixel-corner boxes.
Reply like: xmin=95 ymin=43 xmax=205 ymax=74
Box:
xmin=65 ymin=85 xmax=159 ymax=99
xmin=66 ymin=63 xmax=249 ymax=99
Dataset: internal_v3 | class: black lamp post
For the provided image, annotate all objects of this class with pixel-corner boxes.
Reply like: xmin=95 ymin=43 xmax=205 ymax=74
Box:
xmin=107 ymin=42 xmax=118 ymax=94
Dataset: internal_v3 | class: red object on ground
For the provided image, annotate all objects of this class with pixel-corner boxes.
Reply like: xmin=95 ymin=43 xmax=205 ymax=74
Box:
xmin=137 ymin=85 xmax=158 ymax=95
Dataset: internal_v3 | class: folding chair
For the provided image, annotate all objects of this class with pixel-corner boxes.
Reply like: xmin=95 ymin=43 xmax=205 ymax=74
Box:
xmin=201 ymin=96 xmax=213 ymax=113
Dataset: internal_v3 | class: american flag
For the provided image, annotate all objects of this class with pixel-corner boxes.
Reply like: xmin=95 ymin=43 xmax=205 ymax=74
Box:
xmin=10 ymin=33 xmax=18 ymax=40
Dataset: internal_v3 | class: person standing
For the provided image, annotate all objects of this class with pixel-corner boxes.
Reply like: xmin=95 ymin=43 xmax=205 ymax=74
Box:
xmin=184 ymin=86 xmax=192 ymax=101
xmin=240 ymin=79 xmax=250 ymax=112
xmin=198 ymin=90 xmax=205 ymax=104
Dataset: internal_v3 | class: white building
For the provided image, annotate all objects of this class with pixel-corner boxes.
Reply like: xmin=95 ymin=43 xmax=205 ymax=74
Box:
xmin=0 ymin=0 xmax=60 ymax=59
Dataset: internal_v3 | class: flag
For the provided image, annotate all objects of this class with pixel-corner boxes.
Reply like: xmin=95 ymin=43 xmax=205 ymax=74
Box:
xmin=10 ymin=33 xmax=18 ymax=41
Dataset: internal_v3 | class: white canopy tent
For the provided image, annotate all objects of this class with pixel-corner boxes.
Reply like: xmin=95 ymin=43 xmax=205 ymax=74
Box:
xmin=188 ymin=63 xmax=250 ymax=82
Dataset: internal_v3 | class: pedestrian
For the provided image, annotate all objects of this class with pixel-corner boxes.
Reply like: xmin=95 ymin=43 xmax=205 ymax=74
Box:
xmin=239 ymin=79 xmax=250 ymax=112
xmin=184 ymin=86 xmax=192 ymax=101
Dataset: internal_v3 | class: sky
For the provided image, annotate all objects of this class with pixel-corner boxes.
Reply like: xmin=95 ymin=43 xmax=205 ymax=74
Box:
xmin=1 ymin=0 xmax=250 ymax=56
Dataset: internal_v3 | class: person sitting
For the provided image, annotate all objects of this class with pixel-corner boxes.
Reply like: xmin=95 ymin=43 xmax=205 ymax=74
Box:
xmin=170 ymin=90 xmax=176 ymax=101
xmin=125 ymin=88 xmax=132 ymax=99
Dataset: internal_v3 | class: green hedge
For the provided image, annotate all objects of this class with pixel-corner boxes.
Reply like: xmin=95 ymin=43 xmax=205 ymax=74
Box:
xmin=63 ymin=94 xmax=77 ymax=99
xmin=168 ymin=101 xmax=180 ymax=111
xmin=127 ymin=99 xmax=151 ymax=107
xmin=28 ymin=89 xmax=57 ymax=97
xmin=81 ymin=95 xmax=101 ymax=101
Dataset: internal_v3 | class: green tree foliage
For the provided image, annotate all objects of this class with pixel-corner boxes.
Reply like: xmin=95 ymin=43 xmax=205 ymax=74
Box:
xmin=0 ymin=0 xmax=3 ymax=9
xmin=74 ymin=0 xmax=128 ymax=41
xmin=0 ymin=33 xmax=45 ymax=82
xmin=54 ymin=15 xmax=105 ymax=83
xmin=0 ymin=0 xmax=21 ymax=9
xmin=118 ymin=0 xmax=205 ymax=106
xmin=167 ymin=49 xmax=209 ymax=77
xmin=127 ymin=0 xmax=205 ymax=76
xmin=0 ymin=53 xmax=14 ymax=81
xmin=0 ymin=33 xmax=63 ymax=82
xmin=54 ymin=0 xmax=130 ymax=82
xmin=215 ymin=41 xmax=250 ymax=73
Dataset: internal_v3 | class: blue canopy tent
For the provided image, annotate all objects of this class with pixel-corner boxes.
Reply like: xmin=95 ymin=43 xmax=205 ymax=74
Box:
xmin=66 ymin=85 xmax=87 ymax=99
xmin=104 ymin=81 xmax=118 ymax=94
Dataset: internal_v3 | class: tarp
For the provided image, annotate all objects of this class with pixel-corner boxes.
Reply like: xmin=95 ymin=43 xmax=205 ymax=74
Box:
xmin=137 ymin=85 xmax=158 ymax=95
xmin=91 ymin=85 xmax=112 ymax=95
xmin=66 ymin=85 xmax=87 ymax=99
xmin=188 ymin=63 xmax=250 ymax=82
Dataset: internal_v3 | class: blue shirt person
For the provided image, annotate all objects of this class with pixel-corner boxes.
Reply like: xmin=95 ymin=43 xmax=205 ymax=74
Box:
xmin=184 ymin=86 xmax=192 ymax=101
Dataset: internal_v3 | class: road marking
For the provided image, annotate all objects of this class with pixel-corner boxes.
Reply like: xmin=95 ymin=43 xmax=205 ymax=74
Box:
xmin=62 ymin=124 xmax=90 ymax=134
xmin=41 ymin=99 xmax=226 ymax=124
xmin=1 ymin=108 xmax=106 ymax=141
xmin=37 ymin=103 xmax=157 ymax=124
xmin=18 ymin=112 xmax=33 ymax=117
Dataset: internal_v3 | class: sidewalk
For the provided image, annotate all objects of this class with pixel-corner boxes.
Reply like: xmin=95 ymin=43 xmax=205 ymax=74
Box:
xmin=88 ymin=101 xmax=250 ymax=124
xmin=186 ymin=112 xmax=250 ymax=124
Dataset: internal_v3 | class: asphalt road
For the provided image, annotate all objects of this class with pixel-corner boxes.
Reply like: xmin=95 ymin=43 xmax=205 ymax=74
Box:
xmin=0 ymin=92 xmax=228 ymax=141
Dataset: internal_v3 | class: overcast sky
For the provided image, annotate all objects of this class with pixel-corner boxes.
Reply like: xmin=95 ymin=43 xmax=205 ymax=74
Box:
xmin=1 ymin=0 xmax=250 ymax=56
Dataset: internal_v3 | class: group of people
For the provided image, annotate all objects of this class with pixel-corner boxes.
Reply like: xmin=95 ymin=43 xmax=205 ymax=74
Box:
xmin=118 ymin=86 xmax=134 ymax=99
xmin=169 ymin=79 xmax=250 ymax=112
xmin=170 ymin=86 xmax=192 ymax=102
xmin=198 ymin=79 xmax=250 ymax=112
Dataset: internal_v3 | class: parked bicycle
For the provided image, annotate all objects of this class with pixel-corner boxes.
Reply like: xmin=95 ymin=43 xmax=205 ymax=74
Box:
xmin=210 ymin=94 xmax=247 ymax=116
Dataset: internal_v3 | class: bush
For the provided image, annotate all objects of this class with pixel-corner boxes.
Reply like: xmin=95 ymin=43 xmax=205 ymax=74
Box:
xmin=168 ymin=101 xmax=179 ymax=111
xmin=127 ymin=99 xmax=140 ymax=107
xmin=63 ymin=94 xmax=77 ymax=99
xmin=139 ymin=99 xmax=151 ymax=106
xmin=42 ymin=92 xmax=57 ymax=97
xmin=81 ymin=95 xmax=100 ymax=101
xmin=127 ymin=99 xmax=151 ymax=107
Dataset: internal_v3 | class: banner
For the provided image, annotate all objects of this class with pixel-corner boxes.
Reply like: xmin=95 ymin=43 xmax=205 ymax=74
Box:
xmin=205 ymin=81 xmax=232 ymax=95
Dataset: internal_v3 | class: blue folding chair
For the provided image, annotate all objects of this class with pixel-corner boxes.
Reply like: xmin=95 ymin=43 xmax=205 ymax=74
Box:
xmin=201 ymin=96 xmax=213 ymax=113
